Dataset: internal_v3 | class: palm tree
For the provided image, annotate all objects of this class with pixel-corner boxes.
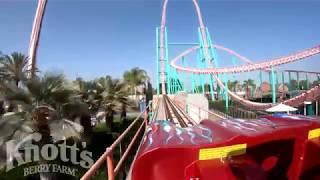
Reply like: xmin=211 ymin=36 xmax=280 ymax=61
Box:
xmin=242 ymin=79 xmax=256 ymax=98
xmin=1 ymin=72 xmax=82 ymax=143
xmin=123 ymin=67 xmax=148 ymax=96
xmin=72 ymin=77 xmax=99 ymax=112
xmin=0 ymin=52 xmax=31 ymax=86
xmin=0 ymin=72 xmax=79 ymax=179
xmin=97 ymin=76 xmax=130 ymax=132
xmin=228 ymin=80 xmax=239 ymax=92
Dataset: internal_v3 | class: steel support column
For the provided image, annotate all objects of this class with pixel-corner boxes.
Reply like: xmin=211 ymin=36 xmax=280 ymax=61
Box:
xmin=156 ymin=27 xmax=160 ymax=95
xmin=271 ymin=66 xmax=276 ymax=104
xmin=224 ymin=73 xmax=229 ymax=111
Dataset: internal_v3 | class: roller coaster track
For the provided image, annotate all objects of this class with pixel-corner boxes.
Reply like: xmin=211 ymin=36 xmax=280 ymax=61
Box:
xmin=160 ymin=0 xmax=320 ymax=110
xmin=28 ymin=0 xmax=320 ymax=111
xmin=163 ymin=95 xmax=188 ymax=127
xmin=28 ymin=0 xmax=47 ymax=76
xmin=283 ymin=84 xmax=320 ymax=107
xmin=170 ymin=45 xmax=320 ymax=74
xmin=162 ymin=95 xmax=196 ymax=127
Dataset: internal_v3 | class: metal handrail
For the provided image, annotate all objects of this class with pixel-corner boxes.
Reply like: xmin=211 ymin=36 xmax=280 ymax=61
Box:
xmin=173 ymin=98 xmax=230 ymax=120
xmin=81 ymin=106 xmax=149 ymax=180
xmin=114 ymin=117 xmax=145 ymax=174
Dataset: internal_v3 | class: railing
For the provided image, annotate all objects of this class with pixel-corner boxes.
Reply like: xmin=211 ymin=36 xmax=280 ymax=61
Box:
xmin=172 ymin=96 xmax=263 ymax=120
xmin=81 ymin=107 xmax=149 ymax=180
xmin=173 ymin=98 xmax=231 ymax=120
xmin=228 ymin=107 xmax=258 ymax=119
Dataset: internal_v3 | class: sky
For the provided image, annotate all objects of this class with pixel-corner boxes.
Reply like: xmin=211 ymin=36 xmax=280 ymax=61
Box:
xmin=0 ymin=0 xmax=320 ymax=85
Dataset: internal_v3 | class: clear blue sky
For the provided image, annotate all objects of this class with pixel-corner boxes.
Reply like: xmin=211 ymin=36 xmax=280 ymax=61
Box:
xmin=0 ymin=0 xmax=319 ymax=85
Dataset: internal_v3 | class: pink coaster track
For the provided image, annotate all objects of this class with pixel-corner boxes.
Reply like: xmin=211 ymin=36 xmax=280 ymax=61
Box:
xmin=160 ymin=0 xmax=320 ymax=110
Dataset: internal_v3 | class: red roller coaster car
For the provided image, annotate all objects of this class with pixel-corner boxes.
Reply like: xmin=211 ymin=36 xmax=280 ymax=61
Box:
xmin=132 ymin=115 xmax=320 ymax=180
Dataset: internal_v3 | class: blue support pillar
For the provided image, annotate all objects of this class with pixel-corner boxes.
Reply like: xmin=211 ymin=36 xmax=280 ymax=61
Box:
xmin=231 ymin=57 xmax=237 ymax=80
xmin=288 ymin=72 xmax=292 ymax=97
xmin=196 ymin=51 xmax=205 ymax=94
xmin=174 ymin=69 xmax=182 ymax=93
xmin=305 ymin=73 xmax=309 ymax=90
xmin=209 ymin=75 xmax=215 ymax=101
xmin=191 ymin=73 xmax=195 ymax=93
xmin=296 ymin=72 xmax=300 ymax=91
xmin=269 ymin=71 xmax=272 ymax=86
xmin=181 ymin=56 xmax=186 ymax=92
xmin=259 ymin=71 xmax=263 ymax=86
xmin=197 ymin=29 xmax=203 ymax=94
xmin=259 ymin=71 xmax=263 ymax=102
xmin=174 ymin=72 xmax=177 ymax=94
xmin=271 ymin=66 xmax=276 ymax=104
xmin=282 ymin=71 xmax=285 ymax=92
xmin=169 ymin=78 xmax=171 ymax=95
xmin=156 ymin=27 xmax=160 ymax=95
xmin=205 ymin=28 xmax=219 ymax=67
xmin=224 ymin=73 xmax=229 ymax=112
xmin=164 ymin=27 xmax=170 ymax=95
xmin=276 ymin=70 xmax=279 ymax=91
xmin=204 ymin=27 xmax=222 ymax=100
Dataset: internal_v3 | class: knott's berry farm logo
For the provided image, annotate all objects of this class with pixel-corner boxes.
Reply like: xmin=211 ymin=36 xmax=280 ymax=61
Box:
xmin=6 ymin=132 xmax=93 ymax=177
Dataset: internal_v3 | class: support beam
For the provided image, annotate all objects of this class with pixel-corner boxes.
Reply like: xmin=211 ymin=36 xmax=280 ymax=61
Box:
xmin=165 ymin=27 xmax=170 ymax=95
xmin=167 ymin=67 xmax=171 ymax=94
xmin=197 ymin=28 xmax=204 ymax=94
xmin=316 ymin=100 xmax=319 ymax=116
xmin=196 ymin=51 xmax=205 ymax=94
xmin=271 ymin=66 xmax=276 ymax=104
xmin=269 ymin=71 xmax=272 ymax=86
xmin=209 ymin=75 xmax=215 ymax=101
xmin=156 ymin=27 xmax=160 ymax=95
xmin=204 ymin=27 xmax=222 ymax=99
xmin=305 ymin=73 xmax=309 ymax=89
xmin=231 ymin=57 xmax=237 ymax=80
xmin=282 ymin=71 xmax=285 ymax=92
xmin=285 ymin=70 xmax=320 ymax=75
xmin=259 ymin=71 xmax=263 ymax=87
xmin=275 ymin=70 xmax=279 ymax=90
xmin=260 ymin=71 xmax=263 ymax=102
xmin=296 ymin=72 xmax=300 ymax=91
xmin=191 ymin=73 xmax=195 ymax=93
xmin=224 ymin=73 xmax=229 ymax=112
xmin=181 ymin=56 xmax=186 ymax=92
xmin=289 ymin=72 xmax=292 ymax=97
xmin=168 ymin=43 xmax=198 ymax=46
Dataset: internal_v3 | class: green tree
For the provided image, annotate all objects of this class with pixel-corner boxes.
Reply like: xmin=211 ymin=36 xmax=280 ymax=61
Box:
xmin=0 ymin=72 xmax=79 ymax=179
xmin=96 ymin=76 xmax=131 ymax=132
xmin=72 ymin=77 xmax=100 ymax=113
xmin=242 ymin=79 xmax=256 ymax=98
xmin=123 ymin=67 xmax=148 ymax=96
xmin=0 ymin=52 xmax=31 ymax=86
xmin=0 ymin=72 xmax=85 ymax=145
xmin=228 ymin=80 xmax=239 ymax=92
